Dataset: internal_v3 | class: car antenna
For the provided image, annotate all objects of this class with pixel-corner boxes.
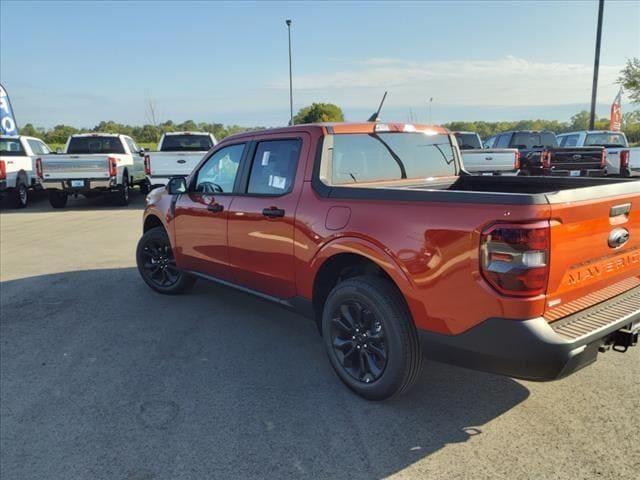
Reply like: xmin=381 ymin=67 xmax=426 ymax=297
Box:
xmin=367 ymin=91 xmax=388 ymax=122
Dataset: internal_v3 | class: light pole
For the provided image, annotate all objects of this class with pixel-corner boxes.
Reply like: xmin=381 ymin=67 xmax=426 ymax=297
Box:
xmin=428 ymin=97 xmax=433 ymax=124
xmin=589 ymin=0 xmax=605 ymax=130
xmin=286 ymin=19 xmax=293 ymax=126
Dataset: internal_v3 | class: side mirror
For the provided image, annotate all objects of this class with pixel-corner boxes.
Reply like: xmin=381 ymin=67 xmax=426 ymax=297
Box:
xmin=167 ymin=176 xmax=187 ymax=195
xmin=56 ymin=148 xmax=63 ymax=154
xmin=138 ymin=148 xmax=145 ymax=157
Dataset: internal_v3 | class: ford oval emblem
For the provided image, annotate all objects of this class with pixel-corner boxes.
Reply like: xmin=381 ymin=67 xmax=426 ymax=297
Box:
xmin=572 ymin=154 xmax=582 ymax=160
xmin=608 ymin=228 xmax=630 ymax=248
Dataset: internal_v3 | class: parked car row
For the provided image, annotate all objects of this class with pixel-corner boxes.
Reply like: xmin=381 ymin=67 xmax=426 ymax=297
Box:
xmin=0 ymin=131 xmax=217 ymax=208
xmin=455 ymin=129 xmax=639 ymax=177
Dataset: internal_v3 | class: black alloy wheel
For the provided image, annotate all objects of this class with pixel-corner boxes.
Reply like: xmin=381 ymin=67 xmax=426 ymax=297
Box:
xmin=140 ymin=237 xmax=180 ymax=288
xmin=330 ymin=300 xmax=388 ymax=383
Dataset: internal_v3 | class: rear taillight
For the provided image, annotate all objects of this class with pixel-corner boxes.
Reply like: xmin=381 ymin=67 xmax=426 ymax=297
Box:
xmin=600 ymin=149 xmax=607 ymax=168
xmin=514 ymin=151 xmax=521 ymax=170
xmin=541 ymin=151 xmax=552 ymax=169
xmin=620 ymin=150 xmax=629 ymax=169
xmin=0 ymin=160 xmax=6 ymax=180
xmin=108 ymin=156 xmax=118 ymax=177
xmin=36 ymin=158 xmax=43 ymax=178
xmin=144 ymin=154 xmax=151 ymax=175
xmin=480 ymin=222 xmax=550 ymax=297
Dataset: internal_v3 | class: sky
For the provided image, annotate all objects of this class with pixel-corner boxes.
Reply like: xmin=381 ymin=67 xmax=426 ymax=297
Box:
xmin=1 ymin=0 xmax=639 ymax=129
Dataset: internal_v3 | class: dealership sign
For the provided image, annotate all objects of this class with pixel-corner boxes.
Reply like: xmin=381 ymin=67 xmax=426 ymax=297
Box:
xmin=0 ymin=83 xmax=19 ymax=135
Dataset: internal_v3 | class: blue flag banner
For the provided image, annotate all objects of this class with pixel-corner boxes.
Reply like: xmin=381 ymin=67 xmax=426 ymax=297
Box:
xmin=0 ymin=83 xmax=19 ymax=135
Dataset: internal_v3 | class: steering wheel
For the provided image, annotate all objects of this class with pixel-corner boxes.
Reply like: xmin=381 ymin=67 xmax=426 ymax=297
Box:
xmin=199 ymin=181 xmax=223 ymax=194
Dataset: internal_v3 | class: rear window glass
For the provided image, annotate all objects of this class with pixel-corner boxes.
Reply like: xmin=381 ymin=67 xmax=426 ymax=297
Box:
xmin=0 ymin=138 xmax=25 ymax=156
xmin=585 ymin=133 xmax=627 ymax=148
xmin=511 ymin=132 xmax=557 ymax=149
xmin=67 ymin=136 xmax=125 ymax=154
xmin=454 ymin=133 xmax=481 ymax=150
xmin=322 ymin=133 xmax=456 ymax=185
xmin=160 ymin=135 xmax=213 ymax=152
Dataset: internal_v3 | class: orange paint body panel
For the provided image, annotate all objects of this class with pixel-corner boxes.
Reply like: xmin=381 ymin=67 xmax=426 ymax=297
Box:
xmin=143 ymin=123 xmax=640 ymax=340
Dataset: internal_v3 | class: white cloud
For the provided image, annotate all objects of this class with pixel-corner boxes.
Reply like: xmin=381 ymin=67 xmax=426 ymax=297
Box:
xmin=270 ymin=56 xmax=623 ymax=107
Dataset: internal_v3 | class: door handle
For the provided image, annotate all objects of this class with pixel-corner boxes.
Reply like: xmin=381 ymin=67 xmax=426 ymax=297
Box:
xmin=207 ymin=203 xmax=224 ymax=213
xmin=177 ymin=159 xmax=186 ymax=164
xmin=262 ymin=207 xmax=285 ymax=218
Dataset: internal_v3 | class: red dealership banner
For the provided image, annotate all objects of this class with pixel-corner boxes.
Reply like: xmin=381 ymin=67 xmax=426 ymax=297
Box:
xmin=610 ymin=89 xmax=622 ymax=131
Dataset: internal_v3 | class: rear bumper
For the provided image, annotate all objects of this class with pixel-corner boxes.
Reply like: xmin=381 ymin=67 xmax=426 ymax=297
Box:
xmin=419 ymin=287 xmax=640 ymax=381
xmin=42 ymin=178 xmax=117 ymax=191
xmin=547 ymin=168 xmax=606 ymax=177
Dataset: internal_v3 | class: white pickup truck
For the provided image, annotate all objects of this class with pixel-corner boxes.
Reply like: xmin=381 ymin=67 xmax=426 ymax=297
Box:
xmin=556 ymin=130 xmax=640 ymax=177
xmin=0 ymin=135 xmax=52 ymax=208
xmin=144 ymin=131 xmax=216 ymax=187
xmin=39 ymin=133 xmax=148 ymax=208
xmin=453 ymin=131 xmax=520 ymax=175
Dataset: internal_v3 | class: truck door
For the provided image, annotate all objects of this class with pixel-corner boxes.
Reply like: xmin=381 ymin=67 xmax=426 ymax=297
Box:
xmin=172 ymin=142 xmax=246 ymax=280
xmin=226 ymin=134 xmax=309 ymax=299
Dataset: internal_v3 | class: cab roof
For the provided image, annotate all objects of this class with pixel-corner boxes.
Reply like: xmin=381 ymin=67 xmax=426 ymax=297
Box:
xmin=223 ymin=122 xmax=449 ymax=142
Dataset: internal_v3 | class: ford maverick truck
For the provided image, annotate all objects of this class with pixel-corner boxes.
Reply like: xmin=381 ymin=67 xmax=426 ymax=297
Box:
xmin=137 ymin=122 xmax=640 ymax=400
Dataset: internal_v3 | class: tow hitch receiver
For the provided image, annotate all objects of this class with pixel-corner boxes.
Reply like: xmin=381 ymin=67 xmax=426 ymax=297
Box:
xmin=612 ymin=327 xmax=639 ymax=353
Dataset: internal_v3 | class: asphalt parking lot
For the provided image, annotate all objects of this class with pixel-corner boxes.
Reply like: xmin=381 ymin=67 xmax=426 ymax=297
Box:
xmin=1 ymin=190 xmax=639 ymax=480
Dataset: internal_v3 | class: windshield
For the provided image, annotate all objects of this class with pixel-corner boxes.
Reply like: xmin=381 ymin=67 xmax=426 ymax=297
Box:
xmin=454 ymin=133 xmax=482 ymax=150
xmin=67 ymin=136 xmax=125 ymax=154
xmin=511 ymin=132 xmax=557 ymax=149
xmin=585 ymin=133 xmax=627 ymax=148
xmin=160 ymin=134 xmax=213 ymax=152
xmin=0 ymin=138 xmax=25 ymax=156
xmin=321 ymin=133 xmax=456 ymax=185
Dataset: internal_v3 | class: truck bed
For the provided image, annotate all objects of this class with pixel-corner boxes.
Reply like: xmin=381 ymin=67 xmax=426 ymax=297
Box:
xmin=316 ymin=173 xmax=638 ymax=205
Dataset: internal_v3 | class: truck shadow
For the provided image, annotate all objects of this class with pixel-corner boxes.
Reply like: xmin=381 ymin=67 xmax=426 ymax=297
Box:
xmin=1 ymin=268 xmax=530 ymax=480
xmin=0 ymin=188 xmax=147 ymax=213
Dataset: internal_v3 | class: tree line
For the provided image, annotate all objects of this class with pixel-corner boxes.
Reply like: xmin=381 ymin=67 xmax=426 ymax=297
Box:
xmin=18 ymin=108 xmax=640 ymax=147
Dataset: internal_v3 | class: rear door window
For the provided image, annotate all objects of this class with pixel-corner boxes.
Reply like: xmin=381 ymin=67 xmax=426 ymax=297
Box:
xmin=247 ymin=139 xmax=301 ymax=195
xmin=161 ymin=135 xmax=213 ymax=152
xmin=585 ymin=133 xmax=627 ymax=147
xmin=67 ymin=136 xmax=126 ymax=154
xmin=558 ymin=135 xmax=579 ymax=147
xmin=454 ymin=133 xmax=481 ymax=150
xmin=0 ymin=138 xmax=25 ymax=155
xmin=496 ymin=134 xmax=511 ymax=148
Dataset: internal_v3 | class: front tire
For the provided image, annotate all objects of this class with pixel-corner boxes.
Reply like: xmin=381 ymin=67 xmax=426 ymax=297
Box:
xmin=322 ymin=276 xmax=422 ymax=401
xmin=139 ymin=180 xmax=151 ymax=195
xmin=136 ymin=226 xmax=196 ymax=294
xmin=49 ymin=190 xmax=68 ymax=209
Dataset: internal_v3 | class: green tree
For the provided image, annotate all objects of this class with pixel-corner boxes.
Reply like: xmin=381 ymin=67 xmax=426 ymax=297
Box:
xmin=293 ymin=103 xmax=344 ymax=124
xmin=19 ymin=123 xmax=42 ymax=138
xmin=569 ymin=111 xmax=590 ymax=130
xmin=618 ymin=57 xmax=640 ymax=104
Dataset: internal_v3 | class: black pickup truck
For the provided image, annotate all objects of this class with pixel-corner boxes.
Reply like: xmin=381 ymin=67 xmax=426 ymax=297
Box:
xmin=485 ymin=130 xmax=605 ymax=176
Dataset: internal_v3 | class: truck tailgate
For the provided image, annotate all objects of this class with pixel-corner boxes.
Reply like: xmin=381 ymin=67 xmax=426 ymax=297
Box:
xmin=41 ymin=155 xmax=111 ymax=179
xmin=148 ymin=152 xmax=204 ymax=177
xmin=549 ymin=147 xmax=604 ymax=172
xmin=545 ymin=190 xmax=640 ymax=320
xmin=461 ymin=149 xmax=517 ymax=174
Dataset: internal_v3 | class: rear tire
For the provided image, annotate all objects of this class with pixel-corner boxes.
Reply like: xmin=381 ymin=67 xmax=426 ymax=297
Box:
xmin=136 ymin=226 xmax=196 ymax=294
xmin=114 ymin=174 xmax=130 ymax=206
xmin=321 ymin=275 xmax=422 ymax=401
xmin=11 ymin=181 xmax=28 ymax=208
xmin=139 ymin=180 xmax=151 ymax=195
xmin=49 ymin=190 xmax=68 ymax=209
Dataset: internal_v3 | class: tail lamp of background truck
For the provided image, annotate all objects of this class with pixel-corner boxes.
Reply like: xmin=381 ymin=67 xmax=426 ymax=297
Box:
xmin=144 ymin=154 xmax=151 ymax=175
xmin=620 ymin=150 xmax=630 ymax=170
xmin=0 ymin=160 xmax=6 ymax=180
xmin=108 ymin=157 xmax=118 ymax=177
xmin=35 ymin=158 xmax=43 ymax=178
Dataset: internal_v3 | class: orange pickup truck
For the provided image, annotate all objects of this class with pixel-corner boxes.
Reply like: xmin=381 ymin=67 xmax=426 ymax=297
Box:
xmin=137 ymin=122 xmax=640 ymax=400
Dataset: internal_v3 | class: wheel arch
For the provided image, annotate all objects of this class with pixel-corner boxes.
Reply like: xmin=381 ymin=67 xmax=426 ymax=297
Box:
xmin=309 ymin=238 xmax=416 ymax=332
xmin=143 ymin=213 xmax=165 ymax=233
